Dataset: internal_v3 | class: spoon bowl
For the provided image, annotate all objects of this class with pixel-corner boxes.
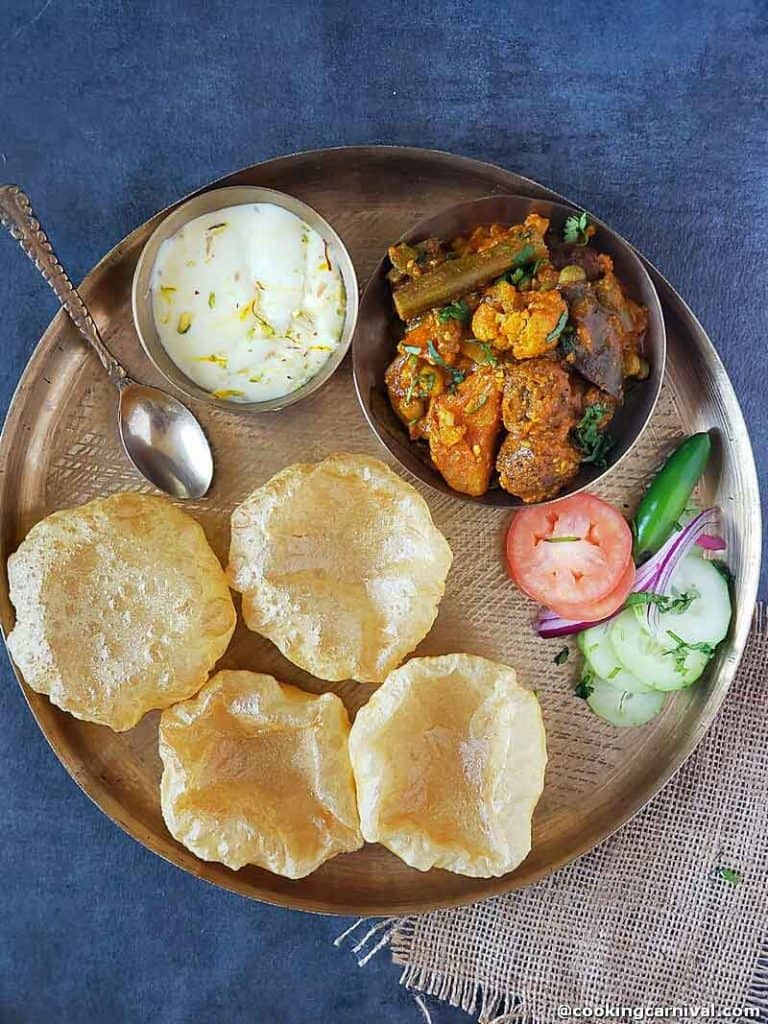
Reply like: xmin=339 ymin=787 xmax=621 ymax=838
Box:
xmin=118 ymin=383 xmax=213 ymax=499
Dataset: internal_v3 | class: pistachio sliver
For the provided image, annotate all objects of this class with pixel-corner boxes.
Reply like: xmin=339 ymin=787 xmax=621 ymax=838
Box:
xmin=177 ymin=312 xmax=192 ymax=334
xmin=253 ymin=311 xmax=276 ymax=337
xmin=213 ymin=388 xmax=245 ymax=399
xmin=196 ymin=353 xmax=228 ymax=368
xmin=208 ymin=291 xmax=216 ymax=309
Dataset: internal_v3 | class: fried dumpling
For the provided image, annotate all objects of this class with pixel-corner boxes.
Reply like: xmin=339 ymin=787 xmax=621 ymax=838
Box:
xmin=6 ymin=493 xmax=235 ymax=731
xmin=349 ymin=654 xmax=547 ymax=877
xmin=159 ymin=670 xmax=363 ymax=877
xmin=227 ymin=453 xmax=453 ymax=683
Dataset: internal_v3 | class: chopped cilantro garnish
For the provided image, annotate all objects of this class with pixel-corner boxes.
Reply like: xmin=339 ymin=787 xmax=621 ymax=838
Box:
xmin=559 ymin=325 xmax=578 ymax=356
xmin=625 ymin=590 xmax=698 ymax=614
xmin=427 ymin=339 xmax=465 ymax=391
xmin=716 ymin=867 xmax=742 ymax=886
xmin=554 ymin=647 xmax=570 ymax=666
xmin=477 ymin=342 xmax=498 ymax=366
xmin=664 ymin=630 xmax=716 ymax=674
xmin=427 ymin=338 xmax=447 ymax=366
xmin=405 ymin=369 xmax=436 ymax=405
xmin=574 ymin=404 xmax=614 ymax=469
xmin=574 ymin=670 xmax=594 ymax=700
xmin=546 ymin=310 xmax=569 ymax=344
xmin=711 ymin=560 xmax=734 ymax=586
xmin=437 ymin=299 xmax=470 ymax=323
xmin=513 ymin=242 xmax=536 ymax=266
xmin=447 ymin=369 xmax=466 ymax=393
xmin=564 ymin=211 xmax=590 ymax=245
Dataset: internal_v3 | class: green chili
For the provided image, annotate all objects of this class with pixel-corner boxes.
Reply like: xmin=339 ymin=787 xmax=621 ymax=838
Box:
xmin=632 ymin=432 xmax=712 ymax=562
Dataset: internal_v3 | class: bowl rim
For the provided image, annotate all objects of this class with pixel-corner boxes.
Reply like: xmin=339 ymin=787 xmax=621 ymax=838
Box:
xmin=352 ymin=193 xmax=667 ymax=507
xmin=131 ymin=184 xmax=359 ymax=414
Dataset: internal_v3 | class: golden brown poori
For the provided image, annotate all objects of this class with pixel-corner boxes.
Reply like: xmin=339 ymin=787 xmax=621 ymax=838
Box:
xmin=227 ymin=453 xmax=453 ymax=683
xmin=159 ymin=670 xmax=363 ymax=877
xmin=6 ymin=493 xmax=235 ymax=731
xmin=349 ymin=653 xmax=547 ymax=877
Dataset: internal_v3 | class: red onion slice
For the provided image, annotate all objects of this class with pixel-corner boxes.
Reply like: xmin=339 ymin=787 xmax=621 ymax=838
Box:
xmin=646 ymin=507 xmax=721 ymax=631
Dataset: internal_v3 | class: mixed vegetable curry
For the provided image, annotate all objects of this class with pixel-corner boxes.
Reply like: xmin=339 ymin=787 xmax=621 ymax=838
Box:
xmin=385 ymin=212 xmax=649 ymax=502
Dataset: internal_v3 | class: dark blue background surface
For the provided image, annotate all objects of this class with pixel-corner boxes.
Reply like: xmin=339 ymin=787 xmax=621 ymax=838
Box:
xmin=1 ymin=2 xmax=765 ymax=1021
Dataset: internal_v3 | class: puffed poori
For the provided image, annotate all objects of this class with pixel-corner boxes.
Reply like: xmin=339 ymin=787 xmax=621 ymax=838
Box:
xmin=227 ymin=453 xmax=453 ymax=683
xmin=6 ymin=493 xmax=235 ymax=731
xmin=349 ymin=653 xmax=547 ymax=877
xmin=159 ymin=670 xmax=363 ymax=877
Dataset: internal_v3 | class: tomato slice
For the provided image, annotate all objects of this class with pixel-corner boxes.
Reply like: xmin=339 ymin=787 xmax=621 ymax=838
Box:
xmin=546 ymin=557 xmax=636 ymax=622
xmin=505 ymin=493 xmax=633 ymax=616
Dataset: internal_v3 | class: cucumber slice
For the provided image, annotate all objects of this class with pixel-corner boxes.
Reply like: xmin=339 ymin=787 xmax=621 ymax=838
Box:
xmin=578 ymin=622 xmax=653 ymax=694
xmin=650 ymin=555 xmax=731 ymax=646
xmin=587 ymin=676 xmax=667 ymax=727
xmin=609 ymin=608 xmax=709 ymax=690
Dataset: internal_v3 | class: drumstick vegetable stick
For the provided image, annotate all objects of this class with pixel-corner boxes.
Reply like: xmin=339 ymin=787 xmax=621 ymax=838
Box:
xmin=392 ymin=238 xmax=547 ymax=321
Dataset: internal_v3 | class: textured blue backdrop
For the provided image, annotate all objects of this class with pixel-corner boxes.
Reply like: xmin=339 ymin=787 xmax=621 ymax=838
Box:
xmin=0 ymin=2 xmax=765 ymax=1022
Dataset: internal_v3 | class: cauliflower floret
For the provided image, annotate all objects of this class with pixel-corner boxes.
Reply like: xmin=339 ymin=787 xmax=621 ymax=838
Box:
xmin=472 ymin=289 xmax=567 ymax=360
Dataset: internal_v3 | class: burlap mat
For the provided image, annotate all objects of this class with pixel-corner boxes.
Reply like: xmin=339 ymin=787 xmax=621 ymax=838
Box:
xmin=385 ymin=606 xmax=768 ymax=1023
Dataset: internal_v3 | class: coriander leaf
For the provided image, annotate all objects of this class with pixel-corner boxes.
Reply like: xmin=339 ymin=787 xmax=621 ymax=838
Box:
xmin=574 ymin=670 xmax=594 ymax=700
xmin=564 ymin=210 xmax=590 ymax=245
xmin=405 ymin=369 xmax=436 ymax=404
xmin=447 ymin=368 xmax=466 ymax=393
xmin=559 ymin=325 xmax=578 ymax=356
xmin=437 ymin=299 xmax=470 ymax=323
xmin=546 ymin=310 xmax=569 ymax=344
xmin=428 ymin=339 xmax=465 ymax=390
xmin=625 ymin=590 xmax=698 ymax=614
xmin=427 ymin=339 xmax=447 ymax=366
xmin=554 ymin=646 xmax=570 ymax=665
xmin=513 ymin=242 xmax=536 ymax=266
xmin=711 ymin=560 xmax=734 ymax=586
xmin=716 ymin=867 xmax=742 ymax=886
xmin=573 ymin=404 xmax=615 ymax=469
xmin=478 ymin=342 xmax=498 ymax=366
xmin=664 ymin=630 xmax=716 ymax=674
xmin=498 ymin=246 xmax=539 ymax=285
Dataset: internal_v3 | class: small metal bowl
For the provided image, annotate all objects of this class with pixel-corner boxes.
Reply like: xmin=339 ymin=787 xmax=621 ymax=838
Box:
xmin=132 ymin=186 xmax=359 ymax=413
xmin=352 ymin=194 xmax=666 ymax=507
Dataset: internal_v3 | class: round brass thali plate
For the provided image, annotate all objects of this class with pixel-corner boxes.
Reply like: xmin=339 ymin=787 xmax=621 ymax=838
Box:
xmin=0 ymin=147 xmax=761 ymax=915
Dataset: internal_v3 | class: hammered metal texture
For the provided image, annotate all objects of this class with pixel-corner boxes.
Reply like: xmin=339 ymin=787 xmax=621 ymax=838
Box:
xmin=0 ymin=148 xmax=760 ymax=915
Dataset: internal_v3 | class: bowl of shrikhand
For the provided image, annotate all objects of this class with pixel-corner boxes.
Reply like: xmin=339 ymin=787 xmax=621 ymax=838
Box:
xmin=132 ymin=186 xmax=359 ymax=412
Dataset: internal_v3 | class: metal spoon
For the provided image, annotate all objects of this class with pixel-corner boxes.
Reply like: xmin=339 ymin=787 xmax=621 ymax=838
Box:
xmin=0 ymin=185 xmax=214 ymax=499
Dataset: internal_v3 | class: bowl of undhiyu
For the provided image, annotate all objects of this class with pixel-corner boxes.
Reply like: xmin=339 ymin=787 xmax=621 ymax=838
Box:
xmin=352 ymin=195 xmax=666 ymax=506
xmin=132 ymin=185 xmax=359 ymax=413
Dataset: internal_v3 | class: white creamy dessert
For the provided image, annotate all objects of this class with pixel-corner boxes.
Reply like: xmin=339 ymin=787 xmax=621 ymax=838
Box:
xmin=150 ymin=203 xmax=346 ymax=403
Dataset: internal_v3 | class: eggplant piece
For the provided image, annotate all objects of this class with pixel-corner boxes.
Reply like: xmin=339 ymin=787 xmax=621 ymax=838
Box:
xmin=548 ymin=242 xmax=603 ymax=281
xmin=561 ymin=282 xmax=625 ymax=398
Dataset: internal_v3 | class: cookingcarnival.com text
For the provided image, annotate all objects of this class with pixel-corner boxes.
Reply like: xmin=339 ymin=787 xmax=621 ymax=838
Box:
xmin=556 ymin=1004 xmax=760 ymax=1020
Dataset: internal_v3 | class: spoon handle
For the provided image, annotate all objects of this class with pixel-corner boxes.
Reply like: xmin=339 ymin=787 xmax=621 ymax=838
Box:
xmin=0 ymin=184 xmax=128 ymax=387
